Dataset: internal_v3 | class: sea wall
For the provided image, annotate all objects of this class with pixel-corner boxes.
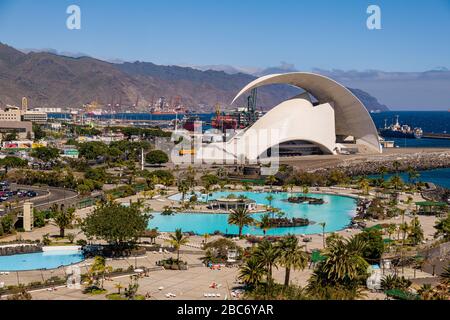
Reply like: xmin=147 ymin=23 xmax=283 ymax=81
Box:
xmin=315 ymin=151 xmax=450 ymax=177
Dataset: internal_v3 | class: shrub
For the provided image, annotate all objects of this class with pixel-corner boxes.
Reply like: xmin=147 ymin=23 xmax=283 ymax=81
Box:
xmin=76 ymin=239 xmax=88 ymax=246
xmin=66 ymin=233 xmax=76 ymax=243
xmin=145 ymin=150 xmax=169 ymax=165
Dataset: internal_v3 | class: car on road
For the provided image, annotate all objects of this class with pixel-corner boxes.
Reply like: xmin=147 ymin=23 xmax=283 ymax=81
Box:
xmin=26 ymin=190 xmax=37 ymax=197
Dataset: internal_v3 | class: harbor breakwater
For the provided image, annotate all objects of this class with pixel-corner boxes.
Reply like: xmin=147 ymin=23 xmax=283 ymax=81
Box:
xmin=313 ymin=151 xmax=450 ymax=177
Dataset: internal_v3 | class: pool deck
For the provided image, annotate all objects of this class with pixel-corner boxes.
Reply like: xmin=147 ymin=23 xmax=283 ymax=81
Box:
xmin=0 ymin=185 xmax=440 ymax=300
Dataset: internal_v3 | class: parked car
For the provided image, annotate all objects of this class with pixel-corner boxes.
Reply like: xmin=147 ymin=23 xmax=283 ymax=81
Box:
xmin=17 ymin=190 xmax=27 ymax=197
xmin=26 ymin=190 xmax=38 ymax=197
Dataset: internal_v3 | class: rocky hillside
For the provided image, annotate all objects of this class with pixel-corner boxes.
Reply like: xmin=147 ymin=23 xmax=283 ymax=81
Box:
xmin=0 ymin=43 xmax=388 ymax=112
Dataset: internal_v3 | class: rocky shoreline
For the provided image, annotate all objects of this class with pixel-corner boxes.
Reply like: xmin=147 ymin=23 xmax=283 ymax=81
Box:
xmin=314 ymin=151 xmax=450 ymax=177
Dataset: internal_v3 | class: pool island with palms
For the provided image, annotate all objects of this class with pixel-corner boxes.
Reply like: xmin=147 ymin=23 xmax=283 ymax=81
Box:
xmin=148 ymin=191 xmax=358 ymax=236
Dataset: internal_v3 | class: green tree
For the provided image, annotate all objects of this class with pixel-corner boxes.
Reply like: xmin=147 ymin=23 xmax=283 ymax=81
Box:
xmin=406 ymin=166 xmax=420 ymax=184
xmin=302 ymin=185 xmax=310 ymax=195
xmin=308 ymin=236 xmax=368 ymax=292
xmin=88 ymin=256 xmax=112 ymax=289
xmin=166 ymin=228 xmax=189 ymax=261
xmin=0 ymin=214 xmax=14 ymax=234
xmin=30 ymin=146 xmax=60 ymax=162
xmin=228 ymin=207 xmax=255 ymax=237
xmin=265 ymin=175 xmax=277 ymax=192
xmin=0 ymin=156 xmax=28 ymax=174
xmin=178 ymin=181 xmax=190 ymax=202
xmin=265 ymin=195 xmax=274 ymax=208
xmin=319 ymin=222 xmax=327 ymax=248
xmin=238 ymin=256 xmax=265 ymax=288
xmin=389 ymin=175 xmax=404 ymax=191
xmin=253 ymin=240 xmax=280 ymax=285
xmin=82 ymin=202 xmax=150 ymax=251
xmin=85 ymin=167 xmax=107 ymax=182
xmin=78 ymin=141 xmax=109 ymax=160
xmin=145 ymin=150 xmax=169 ymax=166
xmin=53 ymin=207 xmax=75 ymax=238
xmin=358 ymin=178 xmax=370 ymax=195
xmin=258 ymin=214 xmax=272 ymax=236
xmin=408 ymin=216 xmax=424 ymax=245
xmin=277 ymin=235 xmax=308 ymax=287
xmin=355 ymin=229 xmax=385 ymax=263
xmin=434 ymin=215 xmax=450 ymax=241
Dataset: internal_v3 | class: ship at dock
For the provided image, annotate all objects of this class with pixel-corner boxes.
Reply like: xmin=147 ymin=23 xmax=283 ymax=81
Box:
xmin=211 ymin=89 xmax=263 ymax=132
xmin=149 ymin=96 xmax=188 ymax=115
xmin=379 ymin=115 xmax=423 ymax=139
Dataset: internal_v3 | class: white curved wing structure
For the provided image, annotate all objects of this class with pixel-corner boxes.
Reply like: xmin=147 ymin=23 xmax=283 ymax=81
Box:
xmin=232 ymin=72 xmax=381 ymax=154
xmin=198 ymin=72 xmax=381 ymax=165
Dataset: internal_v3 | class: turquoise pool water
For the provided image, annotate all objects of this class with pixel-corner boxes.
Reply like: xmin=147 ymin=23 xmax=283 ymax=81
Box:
xmin=149 ymin=191 xmax=357 ymax=236
xmin=0 ymin=250 xmax=85 ymax=271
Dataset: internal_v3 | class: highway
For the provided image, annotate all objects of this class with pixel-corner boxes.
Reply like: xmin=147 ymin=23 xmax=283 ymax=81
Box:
xmin=2 ymin=184 xmax=79 ymax=215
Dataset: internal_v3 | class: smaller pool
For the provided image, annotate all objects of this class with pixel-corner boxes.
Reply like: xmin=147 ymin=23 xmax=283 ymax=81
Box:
xmin=0 ymin=249 xmax=85 ymax=271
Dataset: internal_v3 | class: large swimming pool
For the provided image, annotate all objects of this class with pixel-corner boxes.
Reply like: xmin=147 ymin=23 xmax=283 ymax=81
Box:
xmin=0 ymin=249 xmax=85 ymax=271
xmin=149 ymin=191 xmax=357 ymax=236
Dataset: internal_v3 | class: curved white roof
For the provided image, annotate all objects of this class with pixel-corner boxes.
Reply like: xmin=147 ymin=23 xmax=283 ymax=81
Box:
xmin=232 ymin=72 xmax=382 ymax=153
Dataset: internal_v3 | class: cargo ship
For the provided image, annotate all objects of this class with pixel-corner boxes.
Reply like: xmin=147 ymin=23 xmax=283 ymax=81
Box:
xmin=379 ymin=116 xmax=423 ymax=139
xmin=181 ymin=115 xmax=202 ymax=132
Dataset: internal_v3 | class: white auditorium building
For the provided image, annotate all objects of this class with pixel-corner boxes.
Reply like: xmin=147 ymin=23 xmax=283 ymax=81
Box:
xmin=182 ymin=72 xmax=382 ymax=165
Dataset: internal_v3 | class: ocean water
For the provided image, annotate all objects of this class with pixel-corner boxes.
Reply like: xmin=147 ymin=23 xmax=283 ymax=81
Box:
xmin=369 ymin=168 xmax=450 ymax=189
xmin=371 ymin=111 xmax=450 ymax=148
xmin=149 ymin=191 xmax=357 ymax=236
xmin=50 ymin=111 xmax=450 ymax=148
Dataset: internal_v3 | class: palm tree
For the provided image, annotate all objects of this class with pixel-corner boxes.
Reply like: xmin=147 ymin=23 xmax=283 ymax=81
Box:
xmin=253 ymin=240 xmax=279 ymax=284
xmin=406 ymin=166 xmax=420 ymax=185
xmin=358 ymin=178 xmax=370 ymax=195
xmin=408 ymin=216 xmax=424 ymax=245
xmin=265 ymin=195 xmax=274 ymax=208
xmin=178 ymin=181 xmax=189 ymax=202
xmin=319 ymin=236 xmax=368 ymax=284
xmin=390 ymin=175 xmax=404 ymax=191
xmin=238 ymin=256 xmax=265 ymax=287
xmin=203 ymin=233 xmax=210 ymax=244
xmin=115 ymin=283 xmax=124 ymax=294
xmin=302 ymin=185 xmax=309 ymax=195
xmin=287 ymin=183 xmax=295 ymax=196
xmin=167 ymin=229 xmax=189 ymax=261
xmin=53 ymin=207 xmax=75 ymax=238
xmin=392 ymin=161 xmax=401 ymax=176
xmin=228 ymin=207 xmax=255 ymax=237
xmin=276 ymin=235 xmax=308 ymax=287
xmin=319 ymin=222 xmax=327 ymax=248
xmin=202 ymin=184 xmax=211 ymax=203
xmin=258 ymin=214 xmax=272 ymax=236
xmin=378 ymin=166 xmax=388 ymax=182
xmin=266 ymin=175 xmax=277 ymax=192
xmin=440 ymin=264 xmax=450 ymax=285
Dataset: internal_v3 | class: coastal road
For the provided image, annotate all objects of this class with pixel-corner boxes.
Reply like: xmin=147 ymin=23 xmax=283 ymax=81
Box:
xmin=6 ymin=184 xmax=79 ymax=213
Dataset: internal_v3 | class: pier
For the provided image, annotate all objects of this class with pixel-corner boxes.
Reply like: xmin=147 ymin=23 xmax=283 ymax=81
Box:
xmin=422 ymin=132 xmax=450 ymax=140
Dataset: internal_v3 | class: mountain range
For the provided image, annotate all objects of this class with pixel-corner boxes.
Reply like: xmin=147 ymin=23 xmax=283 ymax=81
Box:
xmin=0 ymin=43 xmax=388 ymax=112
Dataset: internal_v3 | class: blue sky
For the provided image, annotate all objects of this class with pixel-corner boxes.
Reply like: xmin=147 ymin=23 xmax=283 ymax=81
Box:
xmin=0 ymin=0 xmax=449 ymax=71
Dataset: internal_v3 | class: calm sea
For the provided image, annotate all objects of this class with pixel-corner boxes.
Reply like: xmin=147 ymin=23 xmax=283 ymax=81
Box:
xmin=371 ymin=111 xmax=450 ymax=148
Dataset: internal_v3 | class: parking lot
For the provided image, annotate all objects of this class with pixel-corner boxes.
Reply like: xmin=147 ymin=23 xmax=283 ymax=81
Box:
xmin=0 ymin=181 xmax=40 ymax=215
